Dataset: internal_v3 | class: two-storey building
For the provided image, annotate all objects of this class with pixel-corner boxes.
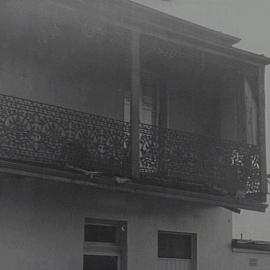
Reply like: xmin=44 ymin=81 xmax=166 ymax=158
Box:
xmin=0 ymin=0 xmax=269 ymax=269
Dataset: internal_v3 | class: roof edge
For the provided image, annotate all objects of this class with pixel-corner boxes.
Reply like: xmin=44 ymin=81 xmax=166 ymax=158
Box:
xmin=56 ymin=0 xmax=270 ymax=64
xmin=89 ymin=0 xmax=270 ymax=64
xmin=86 ymin=0 xmax=241 ymax=47
xmin=232 ymin=239 xmax=270 ymax=252
xmin=123 ymin=0 xmax=241 ymax=45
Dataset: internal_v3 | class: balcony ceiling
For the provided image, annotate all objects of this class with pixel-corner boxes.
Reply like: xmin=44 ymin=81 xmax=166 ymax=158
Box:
xmin=2 ymin=0 xmax=270 ymax=71
xmin=55 ymin=0 xmax=270 ymax=65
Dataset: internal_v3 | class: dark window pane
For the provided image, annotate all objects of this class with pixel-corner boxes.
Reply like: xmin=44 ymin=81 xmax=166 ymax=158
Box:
xmin=83 ymin=255 xmax=118 ymax=270
xmin=84 ymin=224 xmax=117 ymax=243
xmin=158 ymin=232 xmax=192 ymax=259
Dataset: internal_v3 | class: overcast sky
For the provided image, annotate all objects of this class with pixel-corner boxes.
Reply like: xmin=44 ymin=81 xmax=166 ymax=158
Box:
xmin=134 ymin=0 xmax=270 ymax=241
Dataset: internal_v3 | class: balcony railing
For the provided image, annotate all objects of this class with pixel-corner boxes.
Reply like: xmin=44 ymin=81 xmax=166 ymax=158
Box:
xmin=0 ymin=94 xmax=130 ymax=175
xmin=0 ymin=94 xmax=262 ymax=199
xmin=140 ymin=123 xmax=262 ymax=198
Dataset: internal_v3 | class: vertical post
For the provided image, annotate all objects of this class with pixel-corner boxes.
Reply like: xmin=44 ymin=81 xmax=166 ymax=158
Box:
xmin=131 ymin=30 xmax=141 ymax=178
xmin=159 ymin=80 xmax=168 ymax=128
xmin=258 ymin=65 xmax=268 ymax=199
xmin=238 ymin=74 xmax=246 ymax=143
xmin=158 ymin=80 xmax=168 ymax=176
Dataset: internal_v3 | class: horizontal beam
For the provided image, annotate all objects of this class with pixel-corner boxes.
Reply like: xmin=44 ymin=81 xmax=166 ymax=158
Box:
xmin=130 ymin=30 xmax=141 ymax=178
xmin=0 ymin=160 xmax=267 ymax=212
xmin=47 ymin=0 xmax=269 ymax=66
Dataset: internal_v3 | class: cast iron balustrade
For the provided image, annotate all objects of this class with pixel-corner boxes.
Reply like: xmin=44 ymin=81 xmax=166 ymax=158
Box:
xmin=0 ymin=94 xmax=263 ymax=199
xmin=139 ymin=123 xmax=262 ymax=198
xmin=0 ymin=94 xmax=131 ymax=176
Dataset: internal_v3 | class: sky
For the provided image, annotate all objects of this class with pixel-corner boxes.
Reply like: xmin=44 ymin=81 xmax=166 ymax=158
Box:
xmin=133 ymin=0 xmax=270 ymax=241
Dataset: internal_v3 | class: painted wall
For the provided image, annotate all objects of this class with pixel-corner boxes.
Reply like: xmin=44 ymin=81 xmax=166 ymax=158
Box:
xmin=0 ymin=0 xmax=242 ymax=139
xmin=232 ymin=250 xmax=270 ymax=270
xmin=0 ymin=0 xmax=130 ymax=120
xmin=0 ymin=175 xmax=236 ymax=270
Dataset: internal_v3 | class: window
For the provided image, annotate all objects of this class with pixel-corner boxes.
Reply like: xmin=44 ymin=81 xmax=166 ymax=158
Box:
xmin=124 ymin=94 xmax=158 ymax=125
xmin=83 ymin=219 xmax=126 ymax=270
xmin=244 ymin=78 xmax=258 ymax=145
xmin=83 ymin=255 xmax=118 ymax=270
xmin=123 ymin=71 xmax=161 ymax=126
xmin=158 ymin=231 xmax=194 ymax=259
xmin=84 ymin=224 xmax=117 ymax=243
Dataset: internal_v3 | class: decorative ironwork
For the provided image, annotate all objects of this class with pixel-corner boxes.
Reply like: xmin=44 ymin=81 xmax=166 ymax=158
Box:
xmin=0 ymin=94 xmax=130 ymax=175
xmin=0 ymin=94 xmax=263 ymax=199
xmin=140 ymin=123 xmax=262 ymax=198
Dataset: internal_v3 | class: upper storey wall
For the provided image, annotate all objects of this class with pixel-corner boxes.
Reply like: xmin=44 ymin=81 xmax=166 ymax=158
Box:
xmin=0 ymin=0 xmax=130 ymax=120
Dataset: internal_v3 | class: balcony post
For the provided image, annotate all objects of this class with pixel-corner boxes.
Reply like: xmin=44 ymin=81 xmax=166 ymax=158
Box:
xmin=130 ymin=30 xmax=141 ymax=178
xmin=258 ymin=66 xmax=268 ymax=198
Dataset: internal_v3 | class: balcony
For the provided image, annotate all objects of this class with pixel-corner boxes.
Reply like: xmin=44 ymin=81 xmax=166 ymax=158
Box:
xmin=0 ymin=94 xmax=263 ymax=202
xmin=0 ymin=0 xmax=268 ymax=212
xmin=140 ymin=123 xmax=261 ymax=198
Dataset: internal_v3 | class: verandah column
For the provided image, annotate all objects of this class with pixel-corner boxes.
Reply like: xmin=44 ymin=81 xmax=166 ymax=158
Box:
xmin=258 ymin=66 xmax=268 ymax=198
xmin=130 ymin=30 xmax=142 ymax=178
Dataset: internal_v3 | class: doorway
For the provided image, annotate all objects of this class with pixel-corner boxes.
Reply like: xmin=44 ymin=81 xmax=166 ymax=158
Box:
xmin=83 ymin=255 xmax=119 ymax=270
xmin=83 ymin=219 xmax=127 ymax=270
xmin=124 ymin=70 xmax=167 ymax=127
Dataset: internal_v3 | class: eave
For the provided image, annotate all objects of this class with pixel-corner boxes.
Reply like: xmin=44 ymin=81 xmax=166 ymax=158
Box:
xmin=232 ymin=239 xmax=270 ymax=253
xmin=0 ymin=160 xmax=267 ymax=213
xmin=54 ymin=0 xmax=270 ymax=66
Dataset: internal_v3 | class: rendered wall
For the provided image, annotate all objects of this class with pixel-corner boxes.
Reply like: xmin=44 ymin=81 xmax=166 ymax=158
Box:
xmin=0 ymin=0 xmax=238 ymax=138
xmin=0 ymin=0 xmax=130 ymax=120
xmin=231 ymin=250 xmax=270 ymax=270
xmin=0 ymin=174 xmax=234 ymax=270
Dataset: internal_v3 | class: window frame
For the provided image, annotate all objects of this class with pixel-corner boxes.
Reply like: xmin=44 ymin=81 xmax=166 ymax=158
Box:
xmin=83 ymin=218 xmax=127 ymax=270
xmin=158 ymin=230 xmax=197 ymax=269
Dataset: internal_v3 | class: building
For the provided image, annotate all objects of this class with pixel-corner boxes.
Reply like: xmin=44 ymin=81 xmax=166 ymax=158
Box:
xmin=0 ymin=0 xmax=270 ymax=269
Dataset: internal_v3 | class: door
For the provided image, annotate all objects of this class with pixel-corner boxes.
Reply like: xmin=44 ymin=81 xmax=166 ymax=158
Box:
xmin=83 ymin=255 xmax=119 ymax=270
xmin=124 ymin=72 xmax=161 ymax=126
xmin=83 ymin=219 xmax=126 ymax=270
xmin=124 ymin=72 xmax=168 ymax=175
xmin=244 ymin=78 xmax=258 ymax=145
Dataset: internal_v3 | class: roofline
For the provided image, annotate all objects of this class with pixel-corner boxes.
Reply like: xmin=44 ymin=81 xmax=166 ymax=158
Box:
xmin=232 ymin=239 xmax=270 ymax=252
xmin=123 ymin=0 xmax=241 ymax=45
xmin=55 ymin=0 xmax=270 ymax=65
xmin=89 ymin=0 xmax=270 ymax=65
xmin=230 ymin=46 xmax=270 ymax=65
xmin=122 ymin=0 xmax=270 ymax=64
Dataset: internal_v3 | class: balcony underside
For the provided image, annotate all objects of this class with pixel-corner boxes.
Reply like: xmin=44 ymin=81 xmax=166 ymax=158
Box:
xmin=0 ymin=159 xmax=266 ymax=213
xmin=0 ymin=94 xmax=266 ymax=211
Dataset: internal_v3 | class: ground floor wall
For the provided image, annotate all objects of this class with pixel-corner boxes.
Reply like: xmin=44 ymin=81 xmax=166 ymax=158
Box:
xmin=0 ymin=173 xmax=269 ymax=270
xmin=232 ymin=250 xmax=270 ymax=270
